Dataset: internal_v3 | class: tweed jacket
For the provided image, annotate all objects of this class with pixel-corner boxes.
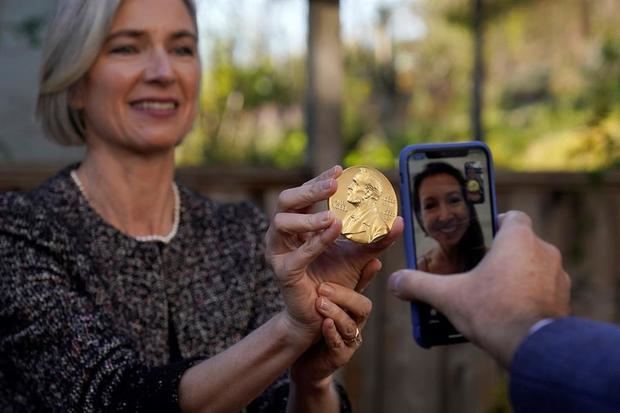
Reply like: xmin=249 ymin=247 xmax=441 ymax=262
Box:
xmin=0 ymin=166 xmax=350 ymax=412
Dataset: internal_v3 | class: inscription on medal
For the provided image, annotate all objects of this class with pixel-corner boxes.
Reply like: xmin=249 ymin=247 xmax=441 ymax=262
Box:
xmin=332 ymin=199 xmax=347 ymax=212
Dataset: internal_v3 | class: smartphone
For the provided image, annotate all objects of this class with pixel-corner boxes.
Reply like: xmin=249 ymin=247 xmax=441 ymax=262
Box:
xmin=399 ymin=142 xmax=498 ymax=348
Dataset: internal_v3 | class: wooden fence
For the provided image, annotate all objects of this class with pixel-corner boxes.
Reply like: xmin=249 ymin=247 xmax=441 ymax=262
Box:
xmin=2 ymin=164 xmax=620 ymax=413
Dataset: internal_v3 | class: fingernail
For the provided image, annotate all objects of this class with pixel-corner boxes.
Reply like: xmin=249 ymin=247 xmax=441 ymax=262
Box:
xmin=388 ymin=272 xmax=402 ymax=293
xmin=319 ymin=283 xmax=334 ymax=296
xmin=319 ymin=297 xmax=332 ymax=310
xmin=322 ymin=211 xmax=333 ymax=224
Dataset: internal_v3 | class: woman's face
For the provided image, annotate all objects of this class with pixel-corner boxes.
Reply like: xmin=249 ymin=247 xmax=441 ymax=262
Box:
xmin=72 ymin=0 xmax=200 ymax=155
xmin=418 ymin=173 xmax=470 ymax=249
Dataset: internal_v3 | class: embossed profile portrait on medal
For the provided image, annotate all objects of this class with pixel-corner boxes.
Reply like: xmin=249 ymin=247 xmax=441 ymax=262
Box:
xmin=341 ymin=168 xmax=390 ymax=244
xmin=329 ymin=166 xmax=398 ymax=244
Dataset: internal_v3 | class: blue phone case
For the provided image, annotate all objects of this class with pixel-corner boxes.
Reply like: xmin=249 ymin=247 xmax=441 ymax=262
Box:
xmin=398 ymin=141 xmax=498 ymax=348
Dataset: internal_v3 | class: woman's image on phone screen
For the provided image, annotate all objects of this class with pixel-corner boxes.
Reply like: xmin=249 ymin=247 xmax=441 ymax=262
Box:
xmin=411 ymin=159 xmax=492 ymax=275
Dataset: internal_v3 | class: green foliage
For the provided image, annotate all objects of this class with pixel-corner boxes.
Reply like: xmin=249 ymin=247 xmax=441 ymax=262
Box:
xmin=499 ymin=68 xmax=552 ymax=110
xmin=443 ymin=0 xmax=537 ymax=28
xmin=431 ymin=0 xmax=620 ymax=171
xmin=344 ymin=133 xmax=395 ymax=169
xmin=487 ymin=25 xmax=620 ymax=171
xmin=272 ymin=130 xmax=307 ymax=168
xmin=342 ymin=12 xmax=475 ymax=168
xmin=513 ymin=110 xmax=620 ymax=171
xmin=584 ymin=36 xmax=620 ymax=123
xmin=176 ymin=41 xmax=306 ymax=167
xmin=177 ymin=0 xmax=620 ymax=172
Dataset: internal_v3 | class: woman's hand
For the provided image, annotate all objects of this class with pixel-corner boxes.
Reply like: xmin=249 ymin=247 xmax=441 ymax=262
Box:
xmin=290 ymin=279 xmax=374 ymax=388
xmin=265 ymin=166 xmax=403 ymax=342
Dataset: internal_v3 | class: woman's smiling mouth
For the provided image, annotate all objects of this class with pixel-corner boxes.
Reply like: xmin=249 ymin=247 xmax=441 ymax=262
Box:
xmin=431 ymin=218 xmax=469 ymax=239
xmin=439 ymin=226 xmax=458 ymax=234
xmin=130 ymin=99 xmax=179 ymax=116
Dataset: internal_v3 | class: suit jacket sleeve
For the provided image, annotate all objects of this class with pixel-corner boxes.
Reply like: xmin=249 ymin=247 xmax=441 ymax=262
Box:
xmin=510 ymin=316 xmax=620 ymax=413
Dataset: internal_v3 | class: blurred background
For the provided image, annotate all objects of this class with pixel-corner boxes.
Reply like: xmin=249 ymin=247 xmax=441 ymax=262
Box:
xmin=1 ymin=0 xmax=620 ymax=412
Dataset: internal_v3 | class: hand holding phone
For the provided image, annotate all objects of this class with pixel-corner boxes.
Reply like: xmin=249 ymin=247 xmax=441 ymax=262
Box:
xmin=399 ymin=142 xmax=498 ymax=347
xmin=389 ymin=211 xmax=570 ymax=365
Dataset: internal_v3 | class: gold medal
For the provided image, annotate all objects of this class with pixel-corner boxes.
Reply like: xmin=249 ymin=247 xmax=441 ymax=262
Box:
xmin=329 ymin=166 xmax=398 ymax=244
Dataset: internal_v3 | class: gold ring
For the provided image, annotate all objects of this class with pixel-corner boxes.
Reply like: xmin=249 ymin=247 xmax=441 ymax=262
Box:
xmin=344 ymin=327 xmax=362 ymax=346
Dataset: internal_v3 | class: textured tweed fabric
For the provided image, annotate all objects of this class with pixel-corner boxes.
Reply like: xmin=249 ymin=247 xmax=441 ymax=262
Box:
xmin=0 ymin=166 xmax=351 ymax=413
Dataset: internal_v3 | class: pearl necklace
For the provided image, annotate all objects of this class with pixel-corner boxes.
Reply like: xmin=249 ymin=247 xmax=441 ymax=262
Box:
xmin=70 ymin=170 xmax=180 ymax=244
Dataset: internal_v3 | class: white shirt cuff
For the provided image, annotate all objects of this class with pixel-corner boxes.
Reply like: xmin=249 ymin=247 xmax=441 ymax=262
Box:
xmin=528 ymin=318 xmax=555 ymax=336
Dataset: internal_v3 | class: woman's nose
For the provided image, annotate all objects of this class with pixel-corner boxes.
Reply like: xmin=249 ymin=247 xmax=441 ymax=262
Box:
xmin=437 ymin=202 xmax=452 ymax=220
xmin=143 ymin=48 xmax=175 ymax=85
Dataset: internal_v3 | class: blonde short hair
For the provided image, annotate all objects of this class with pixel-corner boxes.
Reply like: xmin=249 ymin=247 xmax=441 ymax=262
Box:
xmin=36 ymin=0 xmax=197 ymax=145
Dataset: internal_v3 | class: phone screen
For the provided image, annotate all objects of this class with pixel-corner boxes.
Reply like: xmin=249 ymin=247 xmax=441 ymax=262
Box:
xmin=404 ymin=144 xmax=497 ymax=346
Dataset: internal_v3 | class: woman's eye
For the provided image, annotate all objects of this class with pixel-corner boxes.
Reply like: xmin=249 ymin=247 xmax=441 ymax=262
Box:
xmin=448 ymin=195 xmax=464 ymax=204
xmin=110 ymin=45 xmax=138 ymax=55
xmin=173 ymin=46 xmax=195 ymax=56
xmin=423 ymin=201 xmax=437 ymax=210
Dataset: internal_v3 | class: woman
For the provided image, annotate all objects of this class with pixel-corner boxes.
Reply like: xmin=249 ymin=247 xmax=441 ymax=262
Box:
xmin=412 ymin=162 xmax=486 ymax=274
xmin=0 ymin=1 xmax=402 ymax=412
